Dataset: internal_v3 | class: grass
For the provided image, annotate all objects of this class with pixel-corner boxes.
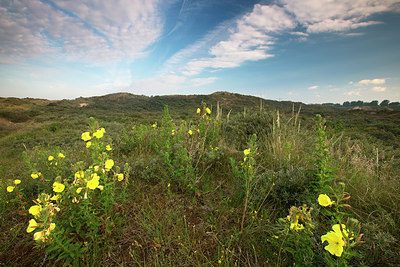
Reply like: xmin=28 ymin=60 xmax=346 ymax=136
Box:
xmin=0 ymin=94 xmax=399 ymax=266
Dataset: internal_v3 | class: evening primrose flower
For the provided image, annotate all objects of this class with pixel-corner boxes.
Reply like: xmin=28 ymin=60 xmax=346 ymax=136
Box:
xmin=31 ymin=173 xmax=39 ymax=179
xmin=7 ymin=186 xmax=15 ymax=192
xmin=117 ymin=173 xmax=124 ymax=181
xmin=321 ymin=230 xmax=345 ymax=257
xmin=196 ymin=108 xmax=201 ymax=114
xmin=244 ymin=149 xmax=250 ymax=156
xmin=75 ymin=171 xmax=84 ymax=179
xmin=58 ymin=153 xmax=65 ymax=158
xmin=33 ymin=231 xmax=44 ymax=241
xmin=106 ymin=145 xmax=112 ymax=151
xmin=50 ymin=194 xmax=61 ymax=201
xmin=81 ymin=132 xmax=91 ymax=141
xmin=105 ymin=159 xmax=114 ymax=171
xmin=97 ymin=185 xmax=104 ymax=190
xmin=206 ymin=107 xmax=211 ymax=114
xmin=52 ymin=182 xmax=65 ymax=193
xmin=87 ymin=174 xmax=100 ymax=190
xmin=29 ymin=205 xmax=42 ymax=217
xmin=76 ymin=187 xmax=83 ymax=194
xmin=86 ymin=141 xmax=92 ymax=148
xmin=27 ymin=219 xmax=38 ymax=233
xmin=318 ymin=194 xmax=334 ymax=207
xmin=188 ymin=130 xmax=193 ymax=135
xmin=48 ymin=156 xmax=54 ymax=161
xmin=93 ymin=129 xmax=104 ymax=139
xmin=13 ymin=179 xmax=21 ymax=185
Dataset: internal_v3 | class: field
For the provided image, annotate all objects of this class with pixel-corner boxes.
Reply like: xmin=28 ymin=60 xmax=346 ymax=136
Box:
xmin=0 ymin=92 xmax=399 ymax=266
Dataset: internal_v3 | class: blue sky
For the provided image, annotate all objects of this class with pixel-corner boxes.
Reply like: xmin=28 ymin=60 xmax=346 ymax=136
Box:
xmin=0 ymin=0 xmax=399 ymax=104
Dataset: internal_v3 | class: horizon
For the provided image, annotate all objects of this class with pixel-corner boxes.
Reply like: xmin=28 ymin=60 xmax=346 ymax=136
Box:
xmin=1 ymin=0 xmax=400 ymax=104
xmin=2 ymin=90 xmax=398 ymax=107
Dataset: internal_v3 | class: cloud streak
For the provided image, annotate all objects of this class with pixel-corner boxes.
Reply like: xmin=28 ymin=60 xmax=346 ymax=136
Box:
xmin=181 ymin=4 xmax=296 ymax=76
xmin=0 ymin=0 xmax=163 ymax=62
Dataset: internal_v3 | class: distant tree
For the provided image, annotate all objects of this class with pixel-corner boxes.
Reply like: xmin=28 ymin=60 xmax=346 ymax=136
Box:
xmin=350 ymin=101 xmax=363 ymax=106
xmin=369 ymin=100 xmax=379 ymax=106
xmin=380 ymin=100 xmax=390 ymax=107
xmin=389 ymin=101 xmax=400 ymax=106
xmin=343 ymin=101 xmax=350 ymax=107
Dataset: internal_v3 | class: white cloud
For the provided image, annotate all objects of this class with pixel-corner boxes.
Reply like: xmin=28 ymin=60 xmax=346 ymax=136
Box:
xmin=345 ymin=90 xmax=361 ymax=96
xmin=281 ymin=0 xmax=399 ymax=33
xmin=308 ymin=85 xmax=319 ymax=90
xmin=372 ymin=86 xmax=387 ymax=92
xmin=291 ymin=31 xmax=309 ymax=36
xmin=357 ymin=78 xmax=386 ymax=85
xmin=181 ymin=4 xmax=295 ymax=76
xmin=0 ymin=0 xmax=163 ymax=63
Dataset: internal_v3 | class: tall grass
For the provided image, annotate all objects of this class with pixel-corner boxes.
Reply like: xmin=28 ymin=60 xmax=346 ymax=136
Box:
xmin=0 ymin=104 xmax=399 ymax=266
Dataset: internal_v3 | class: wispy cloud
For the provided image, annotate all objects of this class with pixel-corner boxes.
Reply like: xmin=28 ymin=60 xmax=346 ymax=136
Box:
xmin=357 ymin=78 xmax=387 ymax=85
xmin=308 ymin=85 xmax=319 ymax=90
xmin=372 ymin=86 xmax=387 ymax=92
xmin=281 ymin=0 xmax=398 ymax=33
xmin=181 ymin=4 xmax=296 ymax=76
xmin=0 ymin=0 xmax=164 ymax=63
xmin=345 ymin=90 xmax=361 ymax=96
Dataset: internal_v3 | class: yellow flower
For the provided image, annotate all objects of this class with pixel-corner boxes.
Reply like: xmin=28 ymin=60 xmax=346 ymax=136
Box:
xmin=321 ymin=231 xmax=344 ymax=257
xmin=188 ymin=130 xmax=193 ymax=135
xmin=152 ymin=123 xmax=157 ymax=128
xmin=93 ymin=129 xmax=104 ymax=139
xmin=196 ymin=108 xmax=201 ymax=114
xmin=7 ymin=186 xmax=14 ymax=192
xmin=87 ymin=174 xmax=100 ymax=190
xmin=206 ymin=107 xmax=211 ymax=114
xmin=50 ymin=194 xmax=61 ymax=201
xmin=48 ymin=156 xmax=54 ymax=161
xmin=52 ymin=182 xmax=65 ymax=193
xmin=76 ymin=187 xmax=83 ymax=194
xmin=31 ymin=173 xmax=39 ymax=179
xmin=332 ymin=224 xmax=349 ymax=238
xmin=117 ymin=173 xmax=124 ymax=181
xmin=244 ymin=149 xmax=250 ymax=156
xmin=75 ymin=171 xmax=84 ymax=179
xmin=27 ymin=219 xmax=38 ymax=233
xmin=86 ymin=141 xmax=92 ymax=148
xmin=105 ymin=159 xmax=114 ymax=171
xmin=29 ymin=205 xmax=42 ymax=217
xmin=97 ymin=185 xmax=104 ymax=190
xmin=106 ymin=145 xmax=112 ymax=151
xmin=318 ymin=194 xmax=334 ymax=207
xmin=58 ymin=153 xmax=65 ymax=158
xmin=81 ymin=132 xmax=91 ymax=141
xmin=33 ymin=231 xmax=44 ymax=241
xmin=13 ymin=179 xmax=21 ymax=185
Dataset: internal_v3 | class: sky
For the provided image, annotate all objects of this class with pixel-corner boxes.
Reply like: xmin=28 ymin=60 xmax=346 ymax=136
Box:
xmin=0 ymin=0 xmax=400 ymax=104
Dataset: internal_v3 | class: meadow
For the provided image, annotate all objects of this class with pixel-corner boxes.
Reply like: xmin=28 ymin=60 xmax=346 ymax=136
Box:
xmin=0 ymin=92 xmax=399 ymax=266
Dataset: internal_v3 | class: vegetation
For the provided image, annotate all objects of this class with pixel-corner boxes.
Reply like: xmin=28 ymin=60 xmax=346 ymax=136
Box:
xmin=0 ymin=92 xmax=399 ymax=266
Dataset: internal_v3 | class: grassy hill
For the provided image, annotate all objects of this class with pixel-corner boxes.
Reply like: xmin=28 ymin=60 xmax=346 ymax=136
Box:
xmin=0 ymin=92 xmax=399 ymax=265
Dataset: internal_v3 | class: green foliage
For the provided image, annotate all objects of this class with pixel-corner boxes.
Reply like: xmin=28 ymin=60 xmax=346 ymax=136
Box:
xmin=1 ymin=96 xmax=400 ymax=266
xmin=309 ymin=114 xmax=337 ymax=194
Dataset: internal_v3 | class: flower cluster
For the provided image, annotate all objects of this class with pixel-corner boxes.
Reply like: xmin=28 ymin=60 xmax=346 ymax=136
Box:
xmin=317 ymin=192 xmax=361 ymax=258
xmin=6 ymin=179 xmax=21 ymax=193
xmin=286 ymin=205 xmax=313 ymax=232
xmin=26 ymin=193 xmax=60 ymax=241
